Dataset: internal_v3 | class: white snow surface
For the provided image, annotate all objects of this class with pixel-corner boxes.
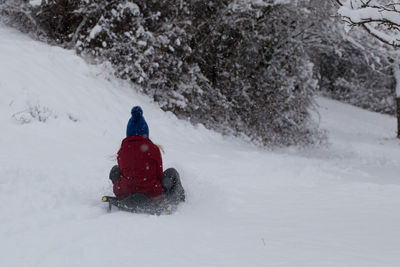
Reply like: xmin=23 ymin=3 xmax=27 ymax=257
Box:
xmin=1 ymin=25 xmax=400 ymax=267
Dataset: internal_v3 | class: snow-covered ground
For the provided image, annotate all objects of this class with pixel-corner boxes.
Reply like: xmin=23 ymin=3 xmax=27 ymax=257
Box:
xmin=1 ymin=25 xmax=400 ymax=267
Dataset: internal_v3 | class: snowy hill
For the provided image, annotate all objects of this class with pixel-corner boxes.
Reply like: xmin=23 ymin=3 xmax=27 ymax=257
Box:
xmin=1 ymin=25 xmax=400 ymax=267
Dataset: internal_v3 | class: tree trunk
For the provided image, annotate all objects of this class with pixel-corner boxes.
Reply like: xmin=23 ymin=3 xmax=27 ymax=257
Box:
xmin=393 ymin=64 xmax=400 ymax=138
xmin=397 ymin=97 xmax=400 ymax=138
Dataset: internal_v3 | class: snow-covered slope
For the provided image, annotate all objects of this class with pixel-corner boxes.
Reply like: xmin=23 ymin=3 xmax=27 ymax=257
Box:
xmin=1 ymin=25 xmax=400 ymax=267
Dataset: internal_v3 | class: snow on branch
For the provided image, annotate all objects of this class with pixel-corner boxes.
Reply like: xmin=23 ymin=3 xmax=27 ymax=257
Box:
xmin=335 ymin=0 xmax=400 ymax=47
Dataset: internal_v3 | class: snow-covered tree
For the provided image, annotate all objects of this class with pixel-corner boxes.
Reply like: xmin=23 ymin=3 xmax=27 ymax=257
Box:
xmin=189 ymin=3 xmax=323 ymax=146
xmin=300 ymin=0 xmax=394 ymax=115
xmin=335 ymin=0 xmax=400 ymax=47
xmin=334 ymin=0 xmax=400 ymax=137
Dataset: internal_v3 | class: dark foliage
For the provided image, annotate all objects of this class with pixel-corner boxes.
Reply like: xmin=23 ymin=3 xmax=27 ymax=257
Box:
xmin=311 ymin=43 xmax=395 ymax=114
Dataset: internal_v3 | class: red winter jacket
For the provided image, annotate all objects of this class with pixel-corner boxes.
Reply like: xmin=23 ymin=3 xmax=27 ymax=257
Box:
xmin=113 ymin=135 xmax=163 ymax=200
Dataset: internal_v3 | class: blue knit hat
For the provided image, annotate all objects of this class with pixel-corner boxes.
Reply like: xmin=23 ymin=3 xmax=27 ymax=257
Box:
xmin=126 ymin=106 xmax=149 ymax=138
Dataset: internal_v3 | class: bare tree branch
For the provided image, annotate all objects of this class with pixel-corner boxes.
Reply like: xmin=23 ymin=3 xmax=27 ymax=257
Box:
xmin=333 ymin=0 xmax=343 ymax=7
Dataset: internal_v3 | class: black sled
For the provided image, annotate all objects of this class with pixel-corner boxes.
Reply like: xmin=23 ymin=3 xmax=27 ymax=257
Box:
xmin=105 ymin=168 xmax=185 ymax=215
xmin=102 ymin=191 xmax=184 ymax=215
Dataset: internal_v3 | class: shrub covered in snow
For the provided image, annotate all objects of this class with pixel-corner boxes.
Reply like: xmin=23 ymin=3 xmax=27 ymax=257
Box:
xmin=2 ymin=0 xmax=394 ymax=145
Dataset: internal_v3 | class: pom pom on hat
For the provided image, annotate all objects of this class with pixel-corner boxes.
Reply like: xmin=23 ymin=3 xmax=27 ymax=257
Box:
xmin=130 ymin=106 xmax=143 ymax=122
